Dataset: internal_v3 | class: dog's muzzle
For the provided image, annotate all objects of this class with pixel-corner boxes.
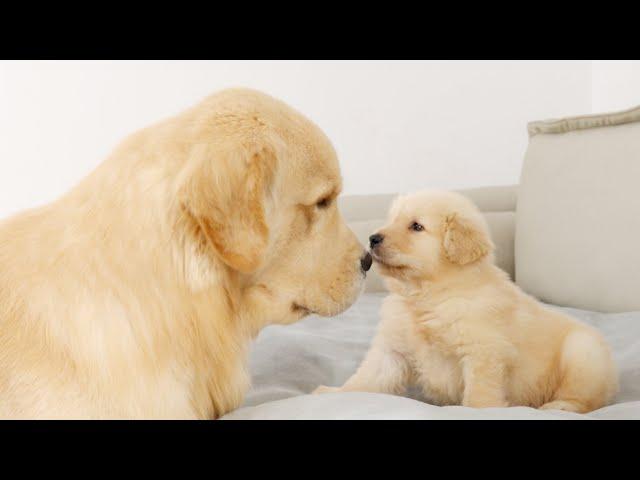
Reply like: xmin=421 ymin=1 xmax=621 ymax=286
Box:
xmin=360 ymin=252 xmax=373 ymax=272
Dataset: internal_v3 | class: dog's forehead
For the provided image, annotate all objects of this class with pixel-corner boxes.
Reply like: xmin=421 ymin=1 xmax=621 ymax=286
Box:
xmin=283 ymin=127 xmax=342 ymax=197
xmin=306 ymin=144 xmax=340 ymax=185
xmin=299 ymin=160 xmax=342 ymax=201
xmin=300 ymin=120 xmax=340 ymax=169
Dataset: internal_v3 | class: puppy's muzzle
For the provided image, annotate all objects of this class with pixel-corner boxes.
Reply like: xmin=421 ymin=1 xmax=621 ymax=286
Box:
xmin=369 ymin=233 xmax=384 ymax=249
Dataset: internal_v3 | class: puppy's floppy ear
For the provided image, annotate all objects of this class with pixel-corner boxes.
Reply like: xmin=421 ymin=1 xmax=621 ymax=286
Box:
xmin=442 ymin=213 xmax=493 ymax=265
xmin=180 ymin=142 xmax=276 ymax=274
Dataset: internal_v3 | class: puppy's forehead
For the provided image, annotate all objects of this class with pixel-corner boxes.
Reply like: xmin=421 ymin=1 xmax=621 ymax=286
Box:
xmin=389 ymin=191 xmax=475 ymax=222
xmin=389 ymin=194 xmax=436 ymax=220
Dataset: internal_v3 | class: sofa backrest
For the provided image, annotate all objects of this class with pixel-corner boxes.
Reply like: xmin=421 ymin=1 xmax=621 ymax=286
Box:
xmin=340 ymin=185 xmax=518 ymax=293
xmin=516 ymin=104 xmax=640 ymax=312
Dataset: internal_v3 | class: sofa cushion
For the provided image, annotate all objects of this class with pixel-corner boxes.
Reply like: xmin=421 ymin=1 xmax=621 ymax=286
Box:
xmin=516 ymin=105 xmax=640 ymax=312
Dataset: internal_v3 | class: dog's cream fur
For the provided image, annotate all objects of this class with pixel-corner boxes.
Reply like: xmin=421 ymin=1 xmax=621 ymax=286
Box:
xmin=0 ymin=88 xmax=366 ymax=419
xmin=315 ymin=190 xmax=617 ymax=413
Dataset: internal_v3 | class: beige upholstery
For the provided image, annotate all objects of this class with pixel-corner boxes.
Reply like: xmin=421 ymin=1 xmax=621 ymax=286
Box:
xmin=527 ymin=104 xmax=640 ymax=136
xmin=516 ymin=105 xmax=640 ymax=313
xmin=341 ymin=185 xmax=518 ymax=292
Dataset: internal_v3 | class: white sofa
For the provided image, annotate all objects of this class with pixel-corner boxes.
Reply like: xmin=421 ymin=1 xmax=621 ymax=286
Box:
xmin=223 ymin=105 xmax=640 ymax=420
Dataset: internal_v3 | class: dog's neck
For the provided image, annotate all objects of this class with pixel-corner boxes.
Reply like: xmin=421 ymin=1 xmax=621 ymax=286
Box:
xmin=30 ymin=146 xmax=256 ymax=418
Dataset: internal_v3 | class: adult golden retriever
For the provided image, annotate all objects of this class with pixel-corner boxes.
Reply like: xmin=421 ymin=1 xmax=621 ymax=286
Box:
xmin=0 ymin=88 xmax=370 ymax=419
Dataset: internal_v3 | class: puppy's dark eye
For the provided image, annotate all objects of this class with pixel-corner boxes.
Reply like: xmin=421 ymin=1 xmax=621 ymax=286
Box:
xmin=316 ymin=197 xmax=331 ymax=209
xmin=410 ymin=222 xmax=424 ymax=232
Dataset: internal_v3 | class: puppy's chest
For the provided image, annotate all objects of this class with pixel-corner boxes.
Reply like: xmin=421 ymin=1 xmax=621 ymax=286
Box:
xmin=403 ymin=300 xmax=466 ymax=404
xmin=406 ymin=299 xmax=466 ymax=351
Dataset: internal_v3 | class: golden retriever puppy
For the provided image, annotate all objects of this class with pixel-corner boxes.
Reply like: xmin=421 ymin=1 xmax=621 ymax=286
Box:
xmin=315 ymin=190 xmax=617 ymax=413
xmin=0 ymin=88 xmax=371 ymax=419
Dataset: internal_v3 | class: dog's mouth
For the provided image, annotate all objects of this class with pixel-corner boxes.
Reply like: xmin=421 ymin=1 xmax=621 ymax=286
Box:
xmin=370 ymin=250 xmax=405 ymax=269
xmin=370 ymin=250 xmax=410 ymax=277
xmin=292 ymin=303 xmax=314 ymax=315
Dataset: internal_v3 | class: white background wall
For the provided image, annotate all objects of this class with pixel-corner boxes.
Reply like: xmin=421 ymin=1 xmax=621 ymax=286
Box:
xmin=0 ymin=60 xmax=635 ymax=219
xmin=592 ymin=61 xmax=640 ymax=112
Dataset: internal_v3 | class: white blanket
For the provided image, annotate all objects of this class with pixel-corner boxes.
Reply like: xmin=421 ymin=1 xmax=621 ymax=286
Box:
xmin=223 ymin=293 xmax=640 ymax=419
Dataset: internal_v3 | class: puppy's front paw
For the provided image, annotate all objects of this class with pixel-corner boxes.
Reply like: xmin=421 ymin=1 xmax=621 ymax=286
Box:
xmin=539 ymin=400 xmax=586 ymax=413
xmin=312 ymin=385 xmax=342 ymax=394
xmin=462 ymin=386 xmax=510 ymax=408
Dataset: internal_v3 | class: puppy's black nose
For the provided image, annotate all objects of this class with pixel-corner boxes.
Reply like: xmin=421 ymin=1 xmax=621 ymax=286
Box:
xmin=369 ymin=234 xmax=384 ymax=249
xmin=360 ymin=252 xmax=372 ymax=272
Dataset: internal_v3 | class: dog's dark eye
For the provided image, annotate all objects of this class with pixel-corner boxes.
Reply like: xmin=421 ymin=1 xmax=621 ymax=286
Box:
xmin=316 ymin=197 xmax=331 ymax=209
xmin=410 ymin=222 xmax=424 ymax=232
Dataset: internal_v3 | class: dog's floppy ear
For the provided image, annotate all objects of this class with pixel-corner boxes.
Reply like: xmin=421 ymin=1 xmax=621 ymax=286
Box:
xmin=442 ymin=213 xmax=493 ymax=265
xmin=180 ymin=142 xmax=276 ymax=274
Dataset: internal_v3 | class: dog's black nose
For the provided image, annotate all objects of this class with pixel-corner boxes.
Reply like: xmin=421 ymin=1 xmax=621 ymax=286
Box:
xmin=369 ymin=234 xmax=384 ymax=248
xmin=360 ymin=252 xmax=372 ymax=272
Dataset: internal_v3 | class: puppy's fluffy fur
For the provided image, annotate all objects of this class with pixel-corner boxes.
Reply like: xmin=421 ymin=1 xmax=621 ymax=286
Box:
xmin=0 ymin=88 xmax=366 ymax=419
xmin=315 ymin=190 xmax=617 ymax=413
